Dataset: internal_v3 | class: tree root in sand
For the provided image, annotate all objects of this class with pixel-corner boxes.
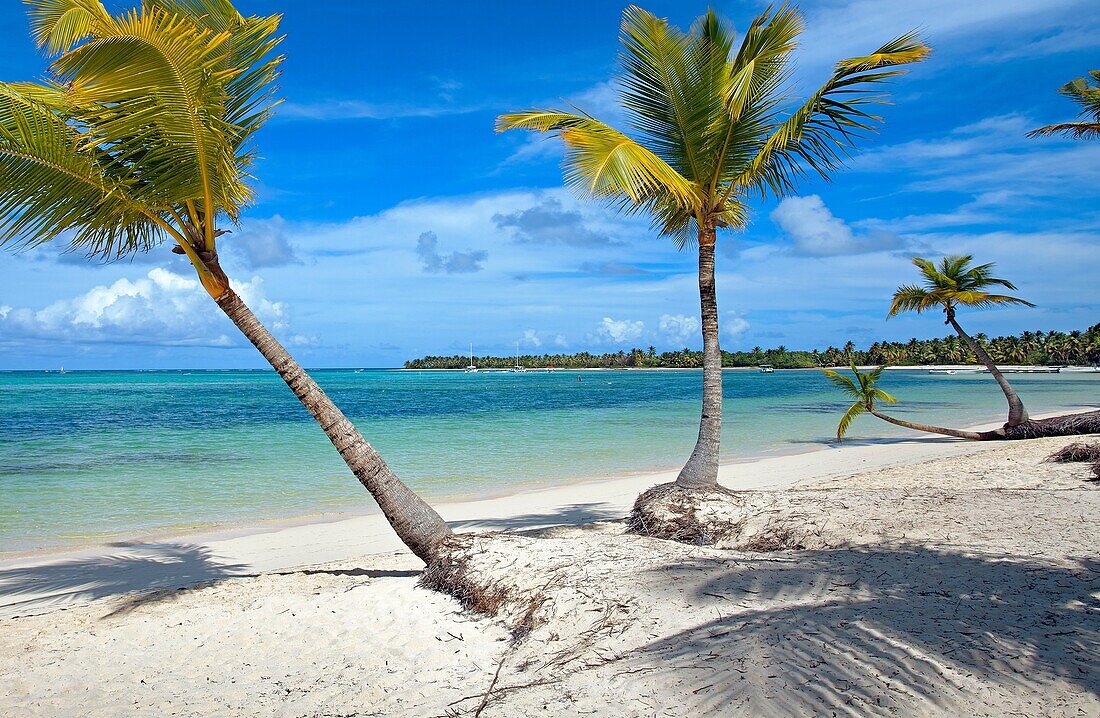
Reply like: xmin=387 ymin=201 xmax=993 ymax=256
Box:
xmin=981 ymin=410 xmax=1100 ymax=440
xmin=626 ymin=482 xmax=828 ymax=549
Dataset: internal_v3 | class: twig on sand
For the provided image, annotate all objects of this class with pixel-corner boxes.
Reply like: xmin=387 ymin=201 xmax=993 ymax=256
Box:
xmin=472 ymin=651 xmax=508 ymax=718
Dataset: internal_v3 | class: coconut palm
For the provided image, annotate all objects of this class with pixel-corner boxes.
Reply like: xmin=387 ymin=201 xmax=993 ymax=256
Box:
xmin=0 ymin=0 xmax=450 ymax=562
xmin=889 ymin=256 xmax=1034 ymax=428
xmin=823 ymin=362 xmax=982 ymax=441
xmin=1027 ymin=70 xmax=1100 ymax=140
xmin=498 ymin=5 xmax=928 ymax=490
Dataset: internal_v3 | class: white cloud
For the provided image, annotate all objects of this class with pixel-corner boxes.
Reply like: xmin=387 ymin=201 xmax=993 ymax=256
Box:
xmin=596 ymin=317 xmax=644 ymax=344
xmin=771 ymin=195 xmax=901 ymax=256
xmin=225 ymin=215 xmax=301 ymax=269
xmin=0 ymin=269 xmax=290 ymax=348
xmin=278 ymin=100 xmax=477 ymax=122
xmin=723 ymin=313 xmax=750 ymax=340
xmin=554 ymin=334 xmax=568 ymax=347
xmin=658 ymin=314 xmax=699 ymax=344
xmin=522 ymin=329 xmax=542 ymax=347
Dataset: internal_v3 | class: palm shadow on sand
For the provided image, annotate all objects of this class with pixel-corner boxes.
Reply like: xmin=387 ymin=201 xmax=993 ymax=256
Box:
xmin=632 ymin=545 xmax=1098 ymax=715
xmin=0 ymin=542 xmax=246 ymax=617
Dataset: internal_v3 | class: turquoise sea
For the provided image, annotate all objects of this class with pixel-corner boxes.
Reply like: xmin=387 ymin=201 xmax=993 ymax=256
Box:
xmin=1 ymin=368 xmax=1097 ymax=554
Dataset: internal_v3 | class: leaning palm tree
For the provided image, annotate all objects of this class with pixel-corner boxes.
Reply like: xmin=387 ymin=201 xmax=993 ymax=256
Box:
xmin=1027 ymin=69 xmax=1100 ymax=140
xmin=0 ymin=0 xmax=450 ymax=562
xmin=498 ymin=5 xmax=928 ymax=506
xmin=823 ymin=363 xmax=982 ymax=441
xmin=888 ymin=256 xmax=1034 ymax=428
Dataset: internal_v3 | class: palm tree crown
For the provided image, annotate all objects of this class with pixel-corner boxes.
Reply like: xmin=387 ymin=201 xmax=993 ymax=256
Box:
xmin=1 ymin=0 xmax=282 ymax=297
xmin=821 ymin=362 xmax=897 ymax=440
xmin=497 ymin=4 xmax=930 ymax=243
xmin=888 ymin=256 xmax=1034 ymax=321
xmin=1028 ymin=69 xmax=1100 ymax=140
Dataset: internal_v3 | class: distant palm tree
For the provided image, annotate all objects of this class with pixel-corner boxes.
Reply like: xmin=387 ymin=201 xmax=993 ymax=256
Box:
xmin=499 ymin=5 xmax=928 ymax=490
xmin=889 ymin=256 xmax=1034 ymax=428
xmin=823 ymin=363 xmax=982 ymax=441
xmin=0 ymin=0 xmax=450 ymax=562
xmin=1027 ymin=70 xmax=1100 ymax=140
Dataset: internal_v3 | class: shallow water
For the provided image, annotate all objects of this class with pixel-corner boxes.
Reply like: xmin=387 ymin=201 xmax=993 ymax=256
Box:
xmin=1 ymin=368 xmax=1096 ymax=553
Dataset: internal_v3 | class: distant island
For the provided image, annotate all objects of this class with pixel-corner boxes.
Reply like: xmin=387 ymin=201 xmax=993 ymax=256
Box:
xmin=405 ymin=325 xmax=1100 ymax=370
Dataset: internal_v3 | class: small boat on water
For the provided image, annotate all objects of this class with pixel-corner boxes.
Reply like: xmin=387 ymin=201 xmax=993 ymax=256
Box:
xmin=464 ymin=343 xmax=478 ymax=374
xmin=928 ymin=369 xmax=957 ymax=375
xmin=511 ymin=342 xmax=526 ymax=373
xmin=759 ymin=364 xmax=774 ymax=373
xmin=980 ymin=367 xmax=1062 ymax=374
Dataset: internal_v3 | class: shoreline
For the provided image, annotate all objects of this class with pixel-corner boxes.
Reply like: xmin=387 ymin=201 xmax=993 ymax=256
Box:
xmin=2 ymin=405 xmax=1094 ymax=618
xmin=1 ymin=399 xmax=1089 ymax=562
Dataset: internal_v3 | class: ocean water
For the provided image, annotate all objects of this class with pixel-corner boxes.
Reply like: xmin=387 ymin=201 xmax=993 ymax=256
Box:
xmin=1 ymin=368 xmax=1096 ymax=554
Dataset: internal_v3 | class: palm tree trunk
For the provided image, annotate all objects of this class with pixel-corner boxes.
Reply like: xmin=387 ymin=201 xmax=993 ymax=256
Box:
xmin=675 ymin=226 xmax=722 ymax=489
xmin=214 ymin=287 xmax=452 ymax=563
xmin=947 ymin=313 xmax=1028 ymax=426
xmin=869 ymin=409 xmax=984 ymax=440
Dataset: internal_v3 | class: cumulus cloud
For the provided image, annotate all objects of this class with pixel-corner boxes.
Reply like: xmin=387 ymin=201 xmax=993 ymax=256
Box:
xmin=659 ymin=314 xmax=699 ymax=344
xmin=771 ymin=195 xmax=901 ymax=256
xmin=596 ymin=317 xmax=644 ymax=343
xmin=554 ymin=334 xmax=568 ymax=347
xmin=0 ymin=269 xmax=289 ymax=348
xmin=493 ymin=198 xmax=617 ymax=247
xmin=415 ymin=231 xmax=488 ymax=274
xmin=522 ymin=329 xmax=542 ymax=348
xmin=225 ymin=216 xmax=302 ymax=269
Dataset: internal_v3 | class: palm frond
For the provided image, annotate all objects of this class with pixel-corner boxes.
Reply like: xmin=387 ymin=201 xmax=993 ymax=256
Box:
xmin=0 ymin=81 xmax=162 ymax=257
xmin=25 ymin=0 xmax=111 ymax=55
xmin=1027 ymin=70 xmax=1100 ymax=139
xmin=53 ymin=6 xmax=246 ymax=235
xmin=821 ymin=367 xmax=862 ymax=401
xmin=496 ymin=110 xmax=697 ymax=208
xmin=836 ymin=401 xmax=866 ymax=440
xmin=733 ymin=30 xmax=930 ymax=197
xmin=888 ymin=284 xmax=939 ymax=316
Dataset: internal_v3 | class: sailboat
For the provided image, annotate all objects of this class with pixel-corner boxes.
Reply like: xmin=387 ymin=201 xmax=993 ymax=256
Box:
xmin=463 ymin=343 xmax=478 ymax=373
xmin=58 ymin=364 xmax=66 ymax=374
xmin=511 ymin=342 xmax=526 ymax=373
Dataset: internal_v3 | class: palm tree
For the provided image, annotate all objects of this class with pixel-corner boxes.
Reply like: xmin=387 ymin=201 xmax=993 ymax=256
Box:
xmin=0 ymin=0 xmax=450 ymax=562
xmin=1027 ymin=70 xmax=1100 ymax=140
xmin=498 ymin=5 xmax=928 ymax=491
xmin=823 ymin=363 xmax=982 ymax=441
xmin=888 ymin=256 xmax=1034 ymax=428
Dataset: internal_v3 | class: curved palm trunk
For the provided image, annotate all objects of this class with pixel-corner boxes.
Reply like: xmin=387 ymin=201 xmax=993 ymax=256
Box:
xmin=947 ymin=314 xmax=1028 ymax=426
xmin=869 ymin=409 xmax=983 ymax=440
xmin=214 ymin=287 xmax=452 ymax=563
xmin=675 ymin=228 xmax=722 ymax=489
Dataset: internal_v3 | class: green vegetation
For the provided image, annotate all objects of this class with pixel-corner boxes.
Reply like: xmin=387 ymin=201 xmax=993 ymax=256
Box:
xmin=1028 ymin=68 xmax=1100 ymax=140
xmin=889 ymin=255 xmax=1035 ymax=425
xmin=404 ymin=325 xmax=1100 ymax=370
xmin=498 ymin=4 xmax=927 ymax=490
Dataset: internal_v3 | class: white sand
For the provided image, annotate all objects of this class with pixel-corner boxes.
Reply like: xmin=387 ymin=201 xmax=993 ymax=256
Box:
xmin=1 ymin=415 xmax=1097 ymax=716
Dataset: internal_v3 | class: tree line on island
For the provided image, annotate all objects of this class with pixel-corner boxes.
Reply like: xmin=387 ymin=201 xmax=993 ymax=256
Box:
xmin=404 ymin=324 xmax=1100 ymax=371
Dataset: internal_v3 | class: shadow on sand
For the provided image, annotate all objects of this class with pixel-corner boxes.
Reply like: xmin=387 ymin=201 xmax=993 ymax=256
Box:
xmin=631 ymin=544 xmax=1098 ymax=714
xmin=0 ymin=542 xmax=246 ymax=617
xmin=448 ymin=501 xmax=624 ymax=532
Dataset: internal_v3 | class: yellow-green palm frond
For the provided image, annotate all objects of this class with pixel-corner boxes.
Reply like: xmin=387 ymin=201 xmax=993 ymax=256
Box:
xmin=0 ymin=82 xmax=162 ymax=257
xmin=497 ymin=110 xmax=698 ymax=209
xmin=54 ymin=7 xmax=247 ymax=232
xmin=737 ymin=30 xmax=930 ymax=197
xmin=888 ymin=284 xmax=940 ymax=316
xmin=895 ymin=254 xmax=1034 ymax=315
xmin=835 ymin=401 xmax=866 ymax=440
xmin=1028 ymin=70 xmax=1100 ymax=140
xmin=25 ymin=0 xmax=111 ymax=55
xmin=823 ymin=362 xmax=896 ymax=439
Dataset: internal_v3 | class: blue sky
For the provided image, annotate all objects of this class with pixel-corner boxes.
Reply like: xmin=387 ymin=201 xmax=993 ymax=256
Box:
xmin=0 ymin=0 xmax=1097 ymax=369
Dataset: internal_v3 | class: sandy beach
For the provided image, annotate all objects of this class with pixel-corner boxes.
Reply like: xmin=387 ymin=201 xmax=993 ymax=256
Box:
xmin=1 ymin=411 xmax=1097 ymax=717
